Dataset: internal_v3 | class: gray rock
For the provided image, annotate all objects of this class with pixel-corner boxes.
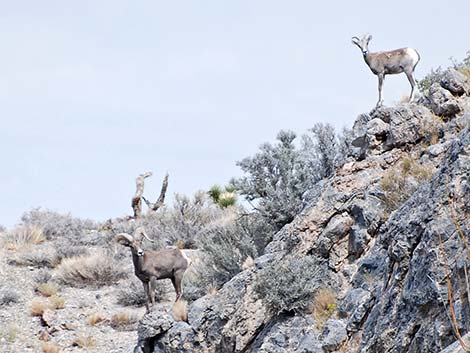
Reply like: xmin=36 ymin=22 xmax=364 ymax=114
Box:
xmin=440 ymin=68 xmax=470 ymax=96
xmin=427 ymin=141 xmax=451 ymax=157
xmin=253 ymin=315 xmax=322 ymax=353
xmin=383 ymin=104 xmax=434 ymax=149
xmin=366 ymin=118 xmax=389 ymax=137
xmin=427 ymin=83 xmax=462 ymax=117
xmin=321 ymin=319 xmax=347 ymax=352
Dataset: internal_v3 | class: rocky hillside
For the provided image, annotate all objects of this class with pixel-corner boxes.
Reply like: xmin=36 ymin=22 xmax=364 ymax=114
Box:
xmin=135 ymin=70 xmax=470 ymax=353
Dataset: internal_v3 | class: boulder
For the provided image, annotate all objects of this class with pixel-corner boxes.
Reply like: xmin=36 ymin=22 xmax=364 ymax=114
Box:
xmin=440 ymin=68 xmax=470 ymax=96
xmin=427 ymin=83 xmax=462 ymax=117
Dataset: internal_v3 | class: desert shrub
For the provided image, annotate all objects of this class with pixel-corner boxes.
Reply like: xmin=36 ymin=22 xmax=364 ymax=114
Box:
xmin=0 ymin=225 xmax=6 ymax=233
xmin=73 ymin=335 xmax=96 ymax=348
xmin=87 ymin=312 xmax=106 ymax=326
xmin=20 ymin=208 xmax=98 ymax=243
xmin=418 ymin=51 xmax=470 ymax=94
xmin=30 ymin=297 xmax=49 ymax=316
xmin=116 ymin=278 xmax=167 ymax=307
xmin=48 ymin=295 xmax=65 ymax=309
xmin=56 ymin=251 xmax=127 ymax=287
xmin=0 ymin=288 xmax=20 ymax=306
xmin=208 ymin=185 xmax=237 ymax=208
xmin=42 ymin=342 xmax=60 ymax=353
xmin=12 ymin=248 xmax=59 ymax=268
xmin=37 ymin=282 xmax=59 ymax=297
xmin=233 ymin=126 xmax=346 ymax=229
xmin=54 ymin=240 xmax=88 ymax=261
xmin=421 ymin=114 xmax=444 ymax=145
xmin=4 ymin=225 xmax=45 ymax=249
xmin=110 ymin=310 xmax=139 ymax=330
xmin=254 ymin=255 xmax=321 ymax=314
xmin=380 ymin=158 xmax=433 ymax=215
xmin=34 ymin=269 xmax=52 ymax=284
xmin=172 ymin=300 xmax=188 ymax=322
xmin=418 ymin=67 xmax=446 ymax=95
xmin=30 ymin=295 xmax=65 ymax=315
xmin=0 ymin=325 xmax=19 ymax=343
xmin=155 ymin=192 xmax=225 ymax=248
xmin=194 ymin=214 xmax=258 ymax=291
xmin=310 ymin=287 xmax=337 ymax=328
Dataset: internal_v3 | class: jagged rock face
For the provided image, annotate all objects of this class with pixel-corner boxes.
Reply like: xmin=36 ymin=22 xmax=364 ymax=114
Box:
xmin=135 ymin=84 xmax=470 ymax=353
xmin=358 ymin=131 xmax=470 ymax=353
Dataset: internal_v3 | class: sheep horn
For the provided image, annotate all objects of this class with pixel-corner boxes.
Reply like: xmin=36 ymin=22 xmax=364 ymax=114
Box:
xmin=115 ymin=233 xmax=134 ymax=244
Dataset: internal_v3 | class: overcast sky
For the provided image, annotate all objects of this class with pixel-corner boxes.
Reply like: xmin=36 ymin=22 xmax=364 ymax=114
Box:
xmin=1 ymin=1 xmax=469 ymax=227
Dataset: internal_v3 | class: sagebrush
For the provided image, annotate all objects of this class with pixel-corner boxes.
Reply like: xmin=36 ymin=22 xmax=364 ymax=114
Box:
xmin=254 ymin=255 xmax=321 ymax=314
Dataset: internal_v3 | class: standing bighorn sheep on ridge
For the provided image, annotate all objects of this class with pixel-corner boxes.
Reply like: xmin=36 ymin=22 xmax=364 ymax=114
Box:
xmin=115 ymin=227 xmax=190 ymax=312
xmin=352 ymin=34 xmax=420 ymax=107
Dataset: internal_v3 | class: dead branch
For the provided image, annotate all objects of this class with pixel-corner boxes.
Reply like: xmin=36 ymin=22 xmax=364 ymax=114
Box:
xmin=132 ymin=171 xmax=153 ymax=218
xmin=143 ymin=173 xmax=169 ymax=212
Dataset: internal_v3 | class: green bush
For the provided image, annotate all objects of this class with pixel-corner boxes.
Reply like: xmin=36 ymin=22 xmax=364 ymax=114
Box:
xmin=208 ymin=185 xmax=237 ymax=208
xmin=192 ymin=214 xmax=258 ymax=292
xmin=254 ymin=255 xmax=321 ymax=314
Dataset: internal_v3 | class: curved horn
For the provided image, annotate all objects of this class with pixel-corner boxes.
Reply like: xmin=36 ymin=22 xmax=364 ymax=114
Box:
xmin=142 ymin=232 xmax=155 ymax=243
xmin=351 ymin=36 xmax=360 ymax=42
xmin=115 ymin=232 xmax=134 ymax=245
xmin=134 ymin=227 xmax=155 ymax=243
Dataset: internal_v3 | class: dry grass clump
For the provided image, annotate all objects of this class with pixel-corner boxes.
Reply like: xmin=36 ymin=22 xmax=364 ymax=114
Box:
xmin=172 ymin=300 xmax=188 ymax=322
xmin=73 ymin=335 xmax=96 ymax=348
xmin=110 ymin=310 xmax=140 ymax=329
xmin=30 ymin=295 xmax=65 ymax=315
xmin=42 ymin=341 xmax=60 ymax=353
xmin=380 ymin=157 xmax=433 ymax=216
xmin=56 ymin=251 xmax=126 ymax=287
xmin=0 ymin=325 xmax=19 ymax=343
xmin=242 ymin=256 xmax=255 ymax=270
xmin=310 ymin=287 xmax=337 ymax=328
xmin=421 ymin=114 xmax=443 ymax=145
xmin=4 ymin=225 xmax=45 ymax=250
xmin=48 ymin=295 xmax=65 ymax=310
xmin=37 ymin=282 xmax=59 ymax=297
xmin=30 ymin=297 xmax=50 ymax=316
xmin=87 ymin=312 xmax=106 ymax=326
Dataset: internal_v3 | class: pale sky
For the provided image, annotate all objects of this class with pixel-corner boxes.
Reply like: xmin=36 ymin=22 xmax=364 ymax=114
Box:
xmin=1 ymin=1 xmax=469 ymax=227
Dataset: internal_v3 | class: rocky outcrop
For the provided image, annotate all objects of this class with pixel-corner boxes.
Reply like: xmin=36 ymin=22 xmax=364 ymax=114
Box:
xmin=135 ymin=75 xmax=470 ymax=353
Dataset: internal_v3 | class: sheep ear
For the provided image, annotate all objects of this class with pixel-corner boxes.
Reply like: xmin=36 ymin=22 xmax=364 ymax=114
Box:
xmin=367 ymin=35 xmax=372 ymax=43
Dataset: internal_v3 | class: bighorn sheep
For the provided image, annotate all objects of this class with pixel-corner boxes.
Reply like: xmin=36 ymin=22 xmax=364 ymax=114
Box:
xmin=352 ymin=34 xmax=420 ymax=107
xmin=115 ymin=227 xmax=190 ymax=312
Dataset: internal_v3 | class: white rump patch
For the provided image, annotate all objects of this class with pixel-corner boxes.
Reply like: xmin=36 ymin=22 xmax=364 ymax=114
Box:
xmin=406 ymin=48 xmax=420 ymax=65
xmin=180 ymin=250 xmax=192 ymax=267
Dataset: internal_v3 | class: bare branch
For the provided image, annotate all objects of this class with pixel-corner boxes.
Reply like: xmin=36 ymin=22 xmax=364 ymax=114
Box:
xmin=144 ymin=173 xmax=169 ymax=213
xmin=131 ymin=171 xmax=153 ymax=218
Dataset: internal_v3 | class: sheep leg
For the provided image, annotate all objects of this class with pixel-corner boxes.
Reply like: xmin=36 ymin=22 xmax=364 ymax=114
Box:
xmin=376 ymin=73 xmax=384 ymax=107
xmin=142 ymin=281 xmax=151 ymax=312
xmin=173 ymin=270 xmax=185 ymax=302
xmin=405 ymin=70 xmax=416 ymax=102
xmin=149 ymin=278 xmax=156 ymax=306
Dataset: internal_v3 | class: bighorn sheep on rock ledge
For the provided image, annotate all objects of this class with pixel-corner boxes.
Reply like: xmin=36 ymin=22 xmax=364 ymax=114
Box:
xmin=352 ymin=34 xmax=420 ymax=107
xmin=115 ymin=227 xmax=190 ymax=312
